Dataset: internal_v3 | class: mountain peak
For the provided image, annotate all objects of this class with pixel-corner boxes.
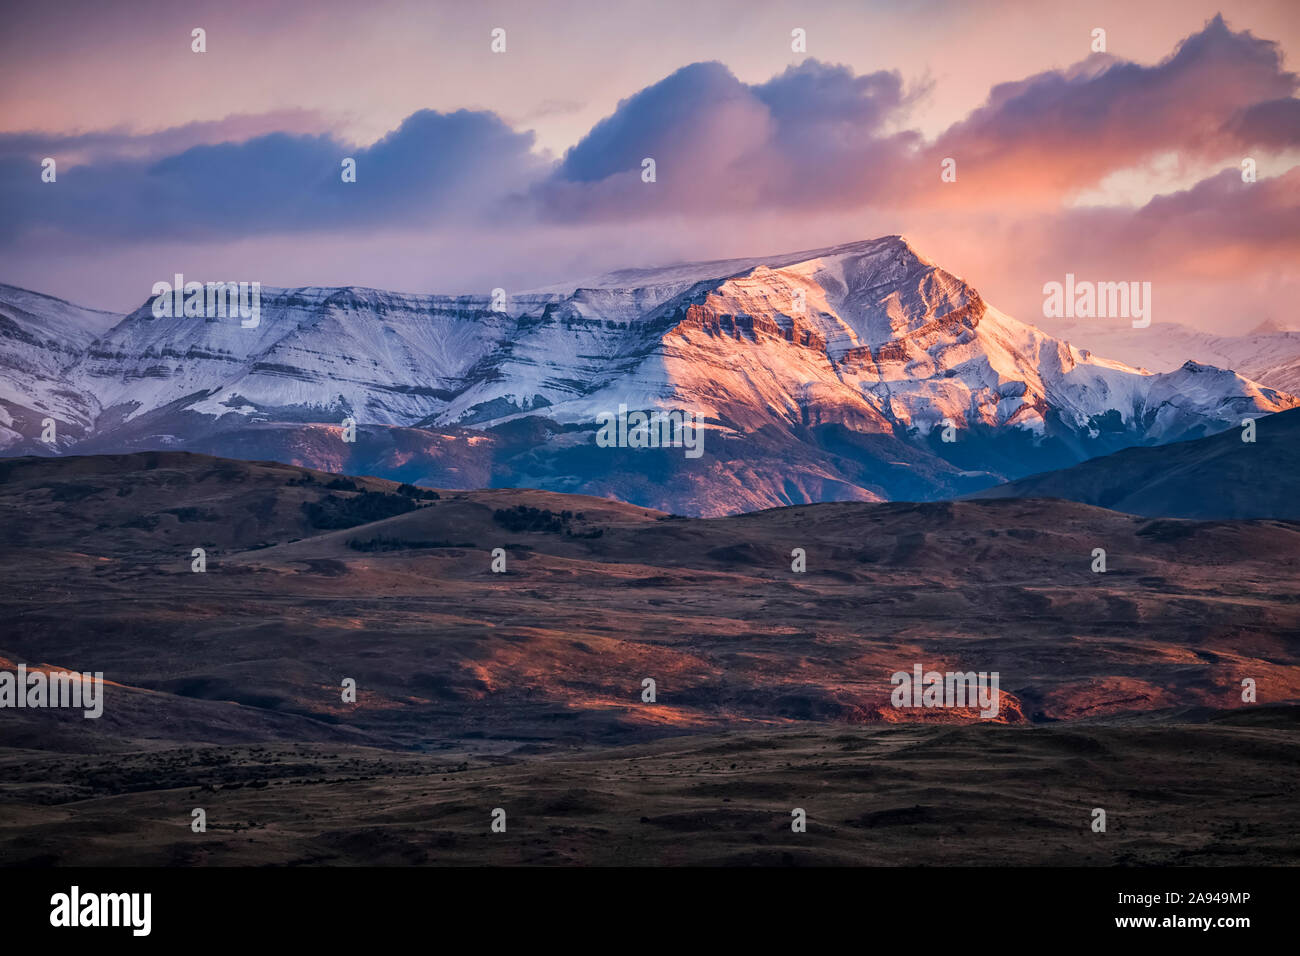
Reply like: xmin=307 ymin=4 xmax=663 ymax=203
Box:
xmin=527 ymin=234 xmax=934 ymax=296
xmin=4 ymin=241 xmax=1297 ymax=517
xmin=1249 ymin=318 xmax=1300 ymax=335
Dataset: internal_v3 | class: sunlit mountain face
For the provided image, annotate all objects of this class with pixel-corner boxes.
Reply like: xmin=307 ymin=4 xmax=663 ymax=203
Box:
xmin=2 ymin=237 xmax=1294 ymax=515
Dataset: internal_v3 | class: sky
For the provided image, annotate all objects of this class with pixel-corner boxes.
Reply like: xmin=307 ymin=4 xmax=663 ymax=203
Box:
xmin=1 ymin=0 xmax=1297 ymax=333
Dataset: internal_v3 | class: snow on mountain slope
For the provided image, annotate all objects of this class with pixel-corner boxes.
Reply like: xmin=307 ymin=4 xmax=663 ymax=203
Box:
xmin=0 ymin=283 xmax=120 ymax=448
xmin=0 ymin=282 xmax=120 ymax=344
xmin=75 ymin=287 xmax=516 ymax=426
xmin=509 ymin=239 xmax=1293 ymax=449
xmin=55 ymin=236 xmax=1298 ymax=443
xmin=1047 ymin=320 xmax=1300 ymax=395
xmin=1 ymin=237 xmax=1296 ymax=514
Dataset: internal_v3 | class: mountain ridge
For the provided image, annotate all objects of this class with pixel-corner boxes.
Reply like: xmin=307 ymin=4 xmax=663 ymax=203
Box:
xmin=971 ymin=405 xmax=1300 ymax=519
xmin=1 ymin=236 xmax=1295 ymax=515
xmin=1046 ymin=318 xmax=1300 ymax=395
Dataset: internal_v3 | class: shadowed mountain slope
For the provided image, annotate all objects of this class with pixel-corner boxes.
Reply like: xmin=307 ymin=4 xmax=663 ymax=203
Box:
xmin=972 ymin=406 xmax=1300 ymax=519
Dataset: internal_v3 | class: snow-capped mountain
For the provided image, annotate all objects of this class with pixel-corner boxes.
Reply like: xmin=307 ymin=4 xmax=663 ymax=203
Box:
xmin=1 ymin=237 xmax=1295 ymax=515
xmin=1044 ymin=319 xmax=1300 ymax=395
xmin=0 ymin=283 xmax=120 ymax=449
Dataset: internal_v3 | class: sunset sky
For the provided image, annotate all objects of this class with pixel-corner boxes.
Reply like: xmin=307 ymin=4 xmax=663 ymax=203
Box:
xmin=2 ymin=0 xmax=1297 ymax=332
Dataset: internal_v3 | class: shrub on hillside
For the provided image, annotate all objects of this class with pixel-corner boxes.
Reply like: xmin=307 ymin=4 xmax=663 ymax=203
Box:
xmin=301 ymin=491 xmax=416 ymax=529
xmin=492 ymin=505 xmax=570 ymax=533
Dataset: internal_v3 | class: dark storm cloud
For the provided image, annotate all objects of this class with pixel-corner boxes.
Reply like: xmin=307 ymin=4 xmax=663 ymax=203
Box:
xmin=1223 ymin=97 xmax=1300 ymax=149
xmin=535 ymin=59 xmax=919 ymax=218
xmin=0 ymin=109 xmax=546 ymax=242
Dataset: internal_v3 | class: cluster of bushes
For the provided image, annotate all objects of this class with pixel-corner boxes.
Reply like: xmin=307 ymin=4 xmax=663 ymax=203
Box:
xmin=347 ymin=536 xmax=474 ymax=552
xmin=164 ymin=506 xmax=219 ymax=523
xmin=301 ymin=491 xmax=417 ymax=529
xmin=396 ymin=483 xmax=440 ymax=500
xmin=493 ymin=505 xmax=572 ymax=533
xmin=492 ymin=505 xmax=601 ymax=538
xmin=287 ymin=473 xmax=439 ymax=500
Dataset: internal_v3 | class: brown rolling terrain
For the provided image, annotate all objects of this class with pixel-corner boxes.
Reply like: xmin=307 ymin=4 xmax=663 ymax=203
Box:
xmin=1 ymin=712 xmax=1296 ymax=866
xmin=1 ymin=450 xmax=1298 ymax=864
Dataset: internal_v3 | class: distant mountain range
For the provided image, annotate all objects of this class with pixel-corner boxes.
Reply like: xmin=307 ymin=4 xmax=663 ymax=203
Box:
xmin=1046 ymin=318 xmax=1300 ymax=395
xmin=2 ymin=236 xmax=1295 ymax=515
